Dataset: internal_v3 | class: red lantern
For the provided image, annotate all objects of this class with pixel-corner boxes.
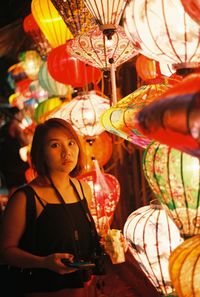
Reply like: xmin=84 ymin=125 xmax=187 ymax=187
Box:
xmin=181 ymin=0 xmax=200 ymax=25
xmin=136 ymin=73 xmax=200 ymax=158
xmin=47 ymin=44 xmax=101 ymax=88
xmin=79 ymin=162 xmax=120 ymax=233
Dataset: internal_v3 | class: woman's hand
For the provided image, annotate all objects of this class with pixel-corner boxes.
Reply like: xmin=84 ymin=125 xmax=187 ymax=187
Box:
xmin=43 ymin=253 xmax=78 ymax=275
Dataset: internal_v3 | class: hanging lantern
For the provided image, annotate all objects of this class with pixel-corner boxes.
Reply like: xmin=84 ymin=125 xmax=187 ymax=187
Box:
xmin=79 ymin=160 xmax=120 ymax=233
xmin=34 ymin=97 xmax=62 ymax=123
xmin=101 ymin=83 xmax=170 ymax=148
xmin=123 ymin=200 xmax=183 ymax=296
xmin=7 ymin=62 xmax=27 ymax=85
xmin=143 ymin=141 xmax=200 ymax=238
xmin=38 ymin=61 xmax=72 ymax=98
xmin=50 ymin=0 xmax=95 ymax=36
xmin=21 ymin=50 xmax=42 ymax=80
xmin=169 ymin=235 xmax=200 ymax=297
xmin=180 ymin=0 xmax=200 ymax=25
xmin=23 ymin=13 xmax=52 ymax=58
xmin=16 ymin=78 xmax=32 ymax=99
xmin=136 ymin=73 xmax=200 ymax=158
xmin=31 ymin=0 xmax=73 ymax=48
xmin=29 ymin=80 xmax=48 ymax=101
xmin=47 ymin=90 xmax=110 ymax=137
xmin=47 ymin=44 xmax=101 ymax=88
xmin=123 ymin=0 xmax=200 ymax=70
xmin=79 ymin=132 xmax=113 ymax=173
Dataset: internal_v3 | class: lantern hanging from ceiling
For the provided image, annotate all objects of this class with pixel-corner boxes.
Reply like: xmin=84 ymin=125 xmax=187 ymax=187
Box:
xmin=169 ymin=235 xmax=200 ymax=297
xmin=136 ymin=73 xmax=200 ymax=158
xmin=79 ymin=159 xmax=120 ymax=233
xmin=50 ymin=0 xmax=95 ymax=36
xmin=23 ymin=13 xmax=52 ymax=59
xmin=34 ymin=97 xmax=62 ymax=123
xmin=31 ymin=0 xmax=73 ymax=48
xmin=47 ymin=90 xmax=110 ymax=137
xmin=47 ymin=44 xmax=101 ymax=88
xmin=38 ymin=61 xmax=72 ymax=98
xmin=143 ymin=141 xmax=200 ymax=238
xmin=21 ymin=50 xmax=42 ymax=80
xmin=123 ymin=0 xmax=200 ymax=70
xmin=180 ymin=0 xmax=200 ymax=25
xmin=79 ymin=132 xmax=113 ymax=174
xmin=123 ymin=199 xmax=183 ymax=296
xmin=66 ymin=25 xmax=138 ymax=104
xmin=100 ymin=83 xmax=170 ymax=148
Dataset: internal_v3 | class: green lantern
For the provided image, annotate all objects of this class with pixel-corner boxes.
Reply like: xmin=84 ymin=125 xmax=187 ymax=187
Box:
xmin=143 ymin=141 xmax=200 ymax=239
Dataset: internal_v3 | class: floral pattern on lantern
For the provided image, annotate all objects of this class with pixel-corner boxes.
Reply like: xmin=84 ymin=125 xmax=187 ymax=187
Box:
xmin=143 ymin=141 xmax=200 ymax=238
xmin=101 ymin=83 xmax=170 ymax=148
xmin=48 ymin=91 xmax=110 ymax=137
xmin=169 ymin=235 xmax=200 ymax=297
xmin=66 ymin=25 xmax=138 ymax=71
xmin=123 ymin=200 xmax=183 ymax=296
xmin=123 ymin=0 xmax=200 ymax=69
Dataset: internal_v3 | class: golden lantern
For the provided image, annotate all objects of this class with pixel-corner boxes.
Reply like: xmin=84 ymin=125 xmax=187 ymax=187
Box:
xmin=169 ymin=235 xmax=200 ymax=297
xmin=31 ymin=0 xmax=73 ymax=48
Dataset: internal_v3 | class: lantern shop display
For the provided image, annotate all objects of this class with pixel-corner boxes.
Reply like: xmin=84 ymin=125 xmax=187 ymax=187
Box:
xmin=136 ymin=73 xmax=200 ymax=158
xmin=169 ymin=235 xmax=200 ymax=297
xmin=123 ymin=200 xmax=183 ymax=296
xmin=143 ymin=141 xmax=200 ymax=238
xmin=47 ymin=44 xmax=101 ymax=88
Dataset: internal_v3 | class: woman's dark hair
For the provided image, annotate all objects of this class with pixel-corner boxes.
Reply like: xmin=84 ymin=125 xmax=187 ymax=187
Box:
xmin=30 ymin=118 xmax=84 ymax=177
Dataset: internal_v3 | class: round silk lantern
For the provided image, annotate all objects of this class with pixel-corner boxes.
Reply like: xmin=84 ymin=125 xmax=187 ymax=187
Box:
xmin=181 ymin=0 xmax=200 ymax=25
xmin=136 ymin=73 xmax=200 ymax=158
xmin=34 ymin=97 xmax=62 ymax=123
xmin=47 ymin=44 xmax=101 ymax=88
xmin=169 ymin=235 xmax=200 ymax=297
xmin=101 ymin=83 xmax=170 ymax=148
xmin=123 ymin=0 xmax=200 ymax=70
xmin=79 ymin=160 xmax=120 ymax=233
xmin=143 ymin=141 xmax=200 ymax=238
xmin=79 ymin=132 xmax=113 ymax=173
xmin=48 ymin=91 xmax=110 ymax=137
xmin=21 ymin=50 xmax=42 ymax=80
xmin=31 ymin=0 xmax=73 ymax=48
xmin=123 ymin=200 xmax=183 ymax=296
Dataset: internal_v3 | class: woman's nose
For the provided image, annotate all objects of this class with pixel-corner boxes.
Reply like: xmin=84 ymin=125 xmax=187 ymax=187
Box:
xmin=61 ymin=146 xmax=70 ymax=158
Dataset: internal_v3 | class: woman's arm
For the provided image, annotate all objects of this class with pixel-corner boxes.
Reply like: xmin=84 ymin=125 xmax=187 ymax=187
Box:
xmin=0 ymin=191 xmax=76 ymax=274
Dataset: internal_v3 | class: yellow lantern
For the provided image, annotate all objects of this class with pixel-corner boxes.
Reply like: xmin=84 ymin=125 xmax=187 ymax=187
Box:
xmin=31 ymin=0 xmax=73 ymax=48
xmin=169 ymin=235 xmax=200 ymax=297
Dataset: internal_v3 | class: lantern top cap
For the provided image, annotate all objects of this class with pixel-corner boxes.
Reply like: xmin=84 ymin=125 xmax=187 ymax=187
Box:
xmin=150 ymin=199 xmax=163 ymax=210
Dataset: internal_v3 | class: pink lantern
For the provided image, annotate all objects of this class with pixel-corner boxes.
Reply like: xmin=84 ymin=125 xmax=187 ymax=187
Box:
xmin=79 ymin=160 xmax=120 ymax=232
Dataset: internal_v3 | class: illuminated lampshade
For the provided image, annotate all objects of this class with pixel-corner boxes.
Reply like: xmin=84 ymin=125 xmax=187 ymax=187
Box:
xmin=47 ymin=44 xmax=101 ymax=88
xmin=143 ymin=141 xmax=200 ymax=238
xmin=181 ymin=0 xmax=200 ymax=25
xmin=123 ymin=0 xmax=200 ymax=70
xmin=38 ymin=61 xmax=72 ymax=98
xmin=21 ymin=50 xmax=42 ymax=80
xmin=169 ymin=235 xmax=200 ymax=297
xmin=136 ymin=73 xmax=200 ymax=158
xmin=23 ymin=13 xmax=52 ymax=58
xmin=31 ymin=0 xmax=73 ymax=48
xmin=79 ymin=160 xmax=120 ymax=233
xmin=101 ymin=83 xmax=170 ymax=148
xmin=123 ymin=200 xmax=183 ymax=296
xmin=50 ymin=0 xmax=95 ymax=36
xmin=79 ymin=132 xmax=113 ymax=173
xmin=34 ymin=97 xmax=62 ymax=123
xmin=48 ymin=90 xmax=110 ymax=137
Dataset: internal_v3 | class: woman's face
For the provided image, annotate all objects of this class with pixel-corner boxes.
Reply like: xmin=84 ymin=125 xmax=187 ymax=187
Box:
xmin=43 ymin=127 xmax=79 ymax=175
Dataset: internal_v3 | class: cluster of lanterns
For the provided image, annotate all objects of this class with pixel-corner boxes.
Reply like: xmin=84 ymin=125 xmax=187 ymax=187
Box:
xmin=6 ymin=1 xmax=200 ymax=296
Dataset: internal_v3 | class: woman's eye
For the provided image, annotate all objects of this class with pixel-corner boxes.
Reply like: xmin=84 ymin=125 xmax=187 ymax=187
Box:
xmin=51 ymin=143 xmax=60 ymax=148
xmin=69 ymin=140 xmax=76 ymax=146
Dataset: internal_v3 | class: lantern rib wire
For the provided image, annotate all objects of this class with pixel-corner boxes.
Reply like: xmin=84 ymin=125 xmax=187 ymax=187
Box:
xmin=194 ymin=170 xmax=200 ymax=235
xmin=188 ymin=27 xmax=200 ymax=62
xmin=85 ymin=0 xmax=102 ymax=24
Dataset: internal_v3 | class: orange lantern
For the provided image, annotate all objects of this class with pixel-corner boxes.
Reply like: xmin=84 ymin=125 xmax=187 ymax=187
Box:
xmin=181 ymin=0 xmax=200 ymax=25
xmin=136 ymin=55 xmax=161 ymax=82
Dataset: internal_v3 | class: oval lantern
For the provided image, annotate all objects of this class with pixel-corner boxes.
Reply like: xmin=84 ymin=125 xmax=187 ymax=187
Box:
xmin=123 ymin=200 xmax=183 ymax=296
xmin=31 ymin=0 xmax=73 ymax=48
xmin=180 ymin=0 xmax=200 ymax=25
xmin=47 ymin=44 xmax=101 ymax=88
xmin=143 ymin=141 xmax=200 ymax=238
xmin=21 ymin=50 xmax=42 ymax=80
xmin=79 ymin=161 xmax=120 ymax=233
xmin=136 ymin=73 xmax=200 ymax=158
xmin=169 ymin=235 xmax=200 ymax=297
xmin=34 ymin=97 xmax=62 ymax=123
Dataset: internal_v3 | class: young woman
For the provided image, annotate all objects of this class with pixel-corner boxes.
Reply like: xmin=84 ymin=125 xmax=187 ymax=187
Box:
xmin=0 ymin=118 xmax=103 ymax=297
